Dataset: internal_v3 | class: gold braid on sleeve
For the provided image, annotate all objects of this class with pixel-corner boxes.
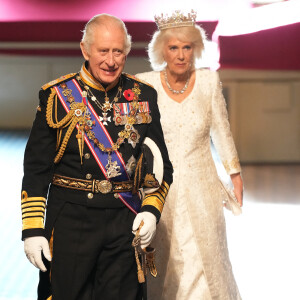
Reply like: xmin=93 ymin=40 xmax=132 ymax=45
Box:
xmin=46 ymin=88 xmax=86 ymax=164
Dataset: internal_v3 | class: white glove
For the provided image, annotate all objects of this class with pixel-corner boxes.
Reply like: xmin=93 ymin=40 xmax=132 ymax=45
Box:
xmin=132 ymin=212 xmax=157 ymax=248
xmin=24 ymin=236 xmax=51 ymax=272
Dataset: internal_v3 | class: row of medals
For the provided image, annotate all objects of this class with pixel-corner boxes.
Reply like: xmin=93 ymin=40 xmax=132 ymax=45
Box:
xmin=88 ymin=85 xmax=151 ymax=179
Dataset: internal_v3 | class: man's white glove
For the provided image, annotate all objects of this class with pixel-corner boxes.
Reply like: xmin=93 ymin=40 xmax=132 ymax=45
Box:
xmin=132 ymin=212 xmax=157 ymax=248
xmin=24 ymin=236 xmax=51 ymax=272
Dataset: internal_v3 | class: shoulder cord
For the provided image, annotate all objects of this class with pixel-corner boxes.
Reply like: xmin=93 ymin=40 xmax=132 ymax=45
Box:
xmin=46 ymin=88 xmax=86 ymax=163
xmin=53 ymin=117 xmax=79 ymax=163
xmin=46 ymin=88 xmax=74 ymax=129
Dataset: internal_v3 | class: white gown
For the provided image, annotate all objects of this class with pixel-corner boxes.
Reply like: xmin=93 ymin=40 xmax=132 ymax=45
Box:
xmin=136 ymin=70 xmax=242 ymax=300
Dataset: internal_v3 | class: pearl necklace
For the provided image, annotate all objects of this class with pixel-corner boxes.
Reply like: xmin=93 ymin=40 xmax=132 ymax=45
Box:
xmin=164 ymin=70 xmax=190 ymax=94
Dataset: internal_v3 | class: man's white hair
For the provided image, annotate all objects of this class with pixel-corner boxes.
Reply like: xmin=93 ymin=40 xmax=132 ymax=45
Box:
xmin=81 ymin=14 xmax=132 ymax=55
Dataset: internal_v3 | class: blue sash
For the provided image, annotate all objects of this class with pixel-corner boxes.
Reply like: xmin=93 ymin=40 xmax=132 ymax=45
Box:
xmin=54 ymin=78 xmax=141 ymax=214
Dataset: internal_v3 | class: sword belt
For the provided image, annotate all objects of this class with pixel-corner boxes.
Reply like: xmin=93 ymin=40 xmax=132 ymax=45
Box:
xmin=52 ymin=174 xmax=133 ymax=194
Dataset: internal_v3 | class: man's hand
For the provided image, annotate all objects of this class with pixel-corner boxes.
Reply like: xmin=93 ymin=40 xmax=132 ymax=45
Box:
xmin=132 ymin=212 xmax=156 ymax=248
xmin=24 ymin=236 xmax=52 ymax=272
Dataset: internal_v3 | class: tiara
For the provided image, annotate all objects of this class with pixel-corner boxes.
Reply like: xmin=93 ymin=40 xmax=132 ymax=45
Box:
xmin=154 ymin=10 xmax=197 ymax=31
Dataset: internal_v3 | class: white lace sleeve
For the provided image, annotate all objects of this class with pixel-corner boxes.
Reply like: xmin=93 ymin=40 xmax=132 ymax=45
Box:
xmin=210 ymin=72 xmax=241 ymax=174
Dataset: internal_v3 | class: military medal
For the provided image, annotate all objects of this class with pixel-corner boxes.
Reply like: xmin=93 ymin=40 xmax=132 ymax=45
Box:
xmin=114 ymin=114 xmax=124 ymax=126
xmin=99 ymin=113 xmax=111 ymax=126
xmin=106 ymin=153 xmax=121 ymax=178
xmin=101 ymin=97 xmax=113 ymax=112
xmin=128 ymin=127 xmax=140 ymax=148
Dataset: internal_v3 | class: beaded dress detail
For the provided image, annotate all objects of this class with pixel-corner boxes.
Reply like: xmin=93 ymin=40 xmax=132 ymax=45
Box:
xmin=136 ymin=69 xmax=242 ymax=300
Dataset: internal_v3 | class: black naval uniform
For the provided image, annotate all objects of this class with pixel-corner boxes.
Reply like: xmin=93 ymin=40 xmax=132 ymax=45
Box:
xmin=21 ymin=63 xmax=173 ymax=300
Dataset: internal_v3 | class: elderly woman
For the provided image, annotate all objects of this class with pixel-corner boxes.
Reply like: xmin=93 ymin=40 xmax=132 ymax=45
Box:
xmin=136 ymin=10 xmax=243 ymax=300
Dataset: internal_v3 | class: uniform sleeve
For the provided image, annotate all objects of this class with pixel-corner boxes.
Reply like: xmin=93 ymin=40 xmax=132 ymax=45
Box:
xmin=140 ymin=88 xmax=173 ymax=221
xmin=210 ymin=72 xmax=241 ymax=175
xmin=21 ymin=89 xmax=57 ymax=240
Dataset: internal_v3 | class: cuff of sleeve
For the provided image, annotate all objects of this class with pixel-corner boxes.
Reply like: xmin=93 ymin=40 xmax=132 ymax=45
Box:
xmin=140 ymin=205 xmax=161 ymax=223
xmin=140 ymin=181 xmax=170 ymax=223
xmin=223 ymin=158 xmax=241 ymax=174
xmin=22 ymin=228 xmax=45 ymax=241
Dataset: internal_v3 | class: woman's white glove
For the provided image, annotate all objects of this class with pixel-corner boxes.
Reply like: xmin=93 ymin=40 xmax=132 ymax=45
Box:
xmin=24 ymin=236 xmax=51 ymax=272
xmin=132 ymin=212 xmax=157 ymax=248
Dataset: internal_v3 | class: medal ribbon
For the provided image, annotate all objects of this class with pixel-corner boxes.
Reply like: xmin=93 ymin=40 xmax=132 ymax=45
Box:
xmin=114 ymin=102 xmax=151 ymax=117
xmin=54 ymin=78 xmax=141 ymax=213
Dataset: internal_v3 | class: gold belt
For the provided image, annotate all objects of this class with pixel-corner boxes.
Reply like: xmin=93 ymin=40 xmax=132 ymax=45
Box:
xmin=52 ymin=174 xmax=133 ymax=194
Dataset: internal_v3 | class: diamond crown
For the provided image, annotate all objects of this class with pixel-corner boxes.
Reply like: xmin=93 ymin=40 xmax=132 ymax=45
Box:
xmin=154 ymin=10 xmax=197 ymax=31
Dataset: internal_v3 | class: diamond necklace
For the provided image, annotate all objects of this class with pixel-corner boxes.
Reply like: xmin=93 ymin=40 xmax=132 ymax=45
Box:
xmin=164 ymin=70 xmax=190 ymax=94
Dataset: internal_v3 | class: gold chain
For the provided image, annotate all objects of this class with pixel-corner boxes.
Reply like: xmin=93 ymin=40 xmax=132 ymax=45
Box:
xmin=76 ymin=76 xmax=123 ymax=113
xmin=85 ymin=98 xmax=140 ymax=153
xmin=76 ymin=79 xmax=141 ymax=153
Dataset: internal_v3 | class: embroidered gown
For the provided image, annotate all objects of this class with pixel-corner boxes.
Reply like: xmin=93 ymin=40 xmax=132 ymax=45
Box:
xmin=136 ymin=69 xmax=242 ymax=300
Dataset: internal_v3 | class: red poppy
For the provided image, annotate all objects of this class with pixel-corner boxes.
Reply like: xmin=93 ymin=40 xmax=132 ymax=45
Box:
xmin=123 ymin=89 xmax=134 ymax=101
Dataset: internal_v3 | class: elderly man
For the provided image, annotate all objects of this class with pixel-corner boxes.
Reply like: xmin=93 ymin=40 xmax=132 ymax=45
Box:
xmin=21 ymin=14 xmax=173 ymax=300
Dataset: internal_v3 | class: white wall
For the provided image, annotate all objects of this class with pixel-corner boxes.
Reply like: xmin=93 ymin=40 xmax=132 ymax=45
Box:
xmin=220 ymin=69 xmax=300 ymax=162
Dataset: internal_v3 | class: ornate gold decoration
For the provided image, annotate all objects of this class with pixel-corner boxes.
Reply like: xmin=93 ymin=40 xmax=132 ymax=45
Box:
xmin=52 ymin=174 xmax=133 ymax=194
xmin=80 ymin=82 xmax=142 ymax=153
xmin=145 ymin=247 xmax=158 ymax=277
xmin=41 ymin=73 xmax=76 ymax=90
xmin=143 ymin=173 xmax=159 ymax=188
xmin=46 ymin=88 xmax=87 ymax=164
xmin=132 ymin=220 xmax=146 ymax=283
xmin=155 ymin=10 xmax=197 ymax=31
xmin=94 ymin=180 xmax=113 ymax=194
xmin=77 ymin=75 xmax=123 ymax=113
xmin=124 ymin=73 xmax=154 ymax=88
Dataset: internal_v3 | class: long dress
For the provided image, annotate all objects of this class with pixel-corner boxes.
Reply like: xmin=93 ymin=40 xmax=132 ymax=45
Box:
xmin=136 ymin=69 xmax=242 ymax=300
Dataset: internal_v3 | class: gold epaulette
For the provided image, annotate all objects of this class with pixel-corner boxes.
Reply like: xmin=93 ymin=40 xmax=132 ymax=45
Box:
xmin=123 ymin=73 xmax=154 ymax=88
xmin=41 ymin=73 xmax=77 ymax=90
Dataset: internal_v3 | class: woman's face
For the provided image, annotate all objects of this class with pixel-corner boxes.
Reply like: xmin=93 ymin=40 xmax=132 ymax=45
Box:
xmin=163 ymin=37 xmax=194 ymax=75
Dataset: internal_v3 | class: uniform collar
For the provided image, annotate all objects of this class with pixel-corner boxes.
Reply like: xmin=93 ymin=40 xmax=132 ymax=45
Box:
xmin=79 ymin=62 xmax=120 ymax=92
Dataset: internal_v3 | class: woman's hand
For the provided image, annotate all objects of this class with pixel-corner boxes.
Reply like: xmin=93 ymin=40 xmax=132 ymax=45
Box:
xmin=230 ymin=173 xmax=244 ymax=207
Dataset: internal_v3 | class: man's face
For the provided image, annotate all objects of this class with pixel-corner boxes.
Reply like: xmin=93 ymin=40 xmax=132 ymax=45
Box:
xmin=81 ymin=24 xmax=126 ymax=85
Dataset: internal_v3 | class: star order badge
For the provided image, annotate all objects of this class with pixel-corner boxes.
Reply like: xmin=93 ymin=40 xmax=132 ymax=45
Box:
xmin=128 ymin=127 xmax=140 ymax=148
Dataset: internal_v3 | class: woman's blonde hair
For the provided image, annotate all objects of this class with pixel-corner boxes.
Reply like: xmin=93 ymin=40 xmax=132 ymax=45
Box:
xmin=148 ymin=25 xmax=206 ymax=71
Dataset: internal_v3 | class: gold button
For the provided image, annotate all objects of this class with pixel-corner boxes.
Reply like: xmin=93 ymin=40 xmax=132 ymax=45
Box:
xmin=84 ymin=153 xmax=90 ymax=159
xmin=87 ymin=193 xmax=94 ymax=199
xmin=86 ymin=174 xmax=92 ymax=180
xmin=114 ymin=193 xmax=119 ymax=199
